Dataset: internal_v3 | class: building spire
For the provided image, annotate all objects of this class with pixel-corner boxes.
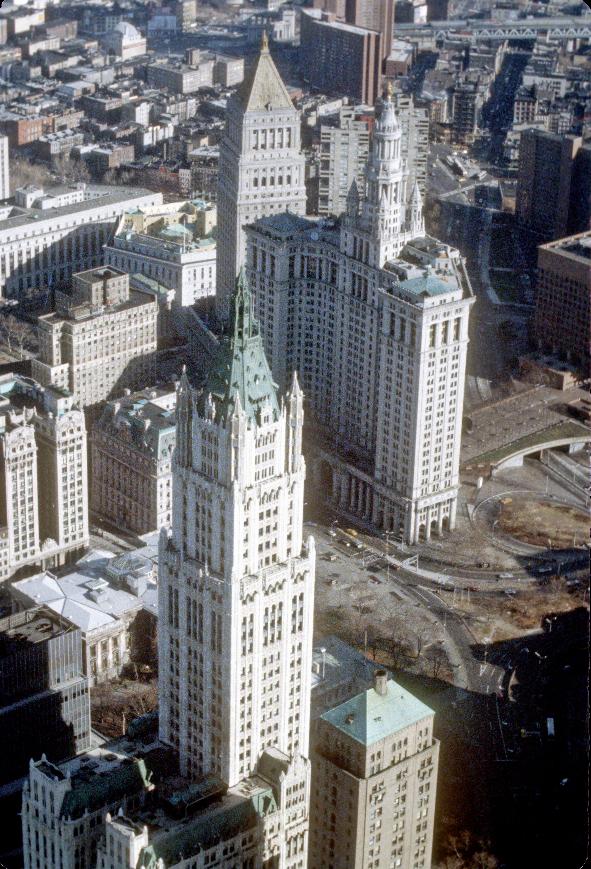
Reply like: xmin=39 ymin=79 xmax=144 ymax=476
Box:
xmin=261 ymin=29 xmax=269 ymax=53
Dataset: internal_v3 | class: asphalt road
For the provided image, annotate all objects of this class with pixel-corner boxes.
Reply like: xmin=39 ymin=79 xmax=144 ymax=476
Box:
xmin=309 ymin=521 xmax=506 ymax=695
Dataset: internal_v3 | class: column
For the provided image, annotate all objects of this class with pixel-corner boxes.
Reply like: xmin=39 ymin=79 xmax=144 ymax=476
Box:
xmin=449 ymin=497 xmax=457 ymax=531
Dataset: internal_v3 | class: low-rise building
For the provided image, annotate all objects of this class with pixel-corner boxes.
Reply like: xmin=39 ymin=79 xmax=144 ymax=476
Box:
xmin=0 ymin=373 xmax=88 ymax=580
xmin=91 ymin=386 xmax=177 ymax=535
xmin=101 ymin=22 xmax=146 ymax=60
xmin=0 ymin=183 xmax=162 ymax=300
xmin=104 ymin=200 xmax=216 ymax=307
xmin=33 ymin=267 xmax=158 ymax=411
xmin=13 ymin=546 xmax=158 ymax=684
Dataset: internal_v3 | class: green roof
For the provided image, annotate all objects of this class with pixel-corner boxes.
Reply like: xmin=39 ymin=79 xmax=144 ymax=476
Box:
xmin=321 ymin=680 xmax=434 ymax=747
xmin=202 ymin=270 xmax=279 ymax=425
xmin=398 ymin=275 xmax=455 ymax=297
xmin=138 ymin=791 xmax=277 ymax=866
xmin=60 ymin=758 xmax=153 ymax=820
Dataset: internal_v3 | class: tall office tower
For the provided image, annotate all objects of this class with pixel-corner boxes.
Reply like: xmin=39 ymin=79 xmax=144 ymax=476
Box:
xmin=247 ymin=91 xmax=473 ymax=543
xmin=159 ymin=273 xmax=315 ymax=847
xmin=0 ymin=607 xmax=91 ymax=788
xmin=318 ymin=106 xmax=371 ymax=217
xmin=0 ymin=135 xmax=9 ymax=200
xmin=216 ymin=35 xmax=306 ymax=315
xmin=0 ymin=373 xmax=88 ymax=580
xmin=516 ymin=130 xmax=591 ymax=243
xmin=309 ymin=670 xmax=439 ymax=869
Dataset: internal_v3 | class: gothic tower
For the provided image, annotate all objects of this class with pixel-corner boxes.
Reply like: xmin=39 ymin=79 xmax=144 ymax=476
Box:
xmin=159 ymin=271 xmax=315 ymax=864
xmin=216 ymin=35 xmax=307 ymax=316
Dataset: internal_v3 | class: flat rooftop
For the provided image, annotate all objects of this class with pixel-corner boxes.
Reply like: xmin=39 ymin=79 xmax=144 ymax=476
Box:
xmin=0 ymin=185 xmax=159 ymax=234
xmin=0 ymin=607 xmax=72 ymax=654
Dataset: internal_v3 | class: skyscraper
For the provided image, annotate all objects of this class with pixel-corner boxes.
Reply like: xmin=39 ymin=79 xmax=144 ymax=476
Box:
xmin=159 ymin=271 xmax=315 ymax=852
xmin=247 ymin=90 xmax=473 ymax=543
xmin=216 ymin=36 xmax=306 ymax=314
xmin=22 ymin=275 xmax=316 ymax=868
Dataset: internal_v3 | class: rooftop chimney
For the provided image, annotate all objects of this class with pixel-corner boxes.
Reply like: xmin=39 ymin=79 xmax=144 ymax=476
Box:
xmin=374 ymin=669 xmax=388 ymax=696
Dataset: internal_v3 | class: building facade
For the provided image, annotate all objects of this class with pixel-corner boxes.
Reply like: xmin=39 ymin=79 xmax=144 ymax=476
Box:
xmin=534 ymin=231 xmax=591 ymax=372
xmin=300 ymin=10 xmax=383 ymax=106
xmin=0 ymin=183 xmax=162 ymax=300
xmin=0 ymin=134 xmax=8 ymax=200
xmin=0 ymin=607 xmax=90 ymax=787
xmin=0 ymin=373 xmax=88 ymax=580
xmin=216 ymin=36 xmax=306 ymax=314
xmin=91 ymin=386 xmax=177 ymax=535
xmin=516 ymin=130 xmax=591 ymax=243
xmin=318 ymin=106 xmax=371 ymax=217
xmin=104 ymin=200 xmax=217 ymax=307
xmin=33 ymin=267 xmax=158 ymax=411
xmin=247 ymin=91 xmax=473 ymax=543
xmin=309 ymin=671 xmax=439 ymax=869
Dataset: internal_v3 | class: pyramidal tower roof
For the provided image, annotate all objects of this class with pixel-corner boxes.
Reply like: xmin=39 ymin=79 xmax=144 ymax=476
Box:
xmin=203 ymin=269 xmax=280 ymax=425
xmin=237 ymin=32 xmax=295 ymax=113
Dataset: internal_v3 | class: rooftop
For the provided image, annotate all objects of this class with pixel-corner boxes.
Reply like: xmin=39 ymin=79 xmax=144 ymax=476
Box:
xmin=0 ymin=185 xmax=160 ymax=235
xmin=0 ymin=606 xmax=73 ymax=655
xmin=321 ymin=678 xmax=434 ymax=746
xmin=13 ymin=548 xmax=158 ymax=635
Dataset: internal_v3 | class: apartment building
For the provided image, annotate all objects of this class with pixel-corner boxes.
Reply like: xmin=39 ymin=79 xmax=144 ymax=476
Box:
xmin=91 ymin=385 xmax=177 ymax=535
xmin=309 ymin=671 xmax=439 ymax=869
xmin=33 ymin=267 xmax=158 ymax=411
xmin=300 ymin=10 xmax=383 ymax=106
xmin=0 ymin=373 xmax=88 ymax=580
xmin=318 ymin=106 xmax=372 ymax=216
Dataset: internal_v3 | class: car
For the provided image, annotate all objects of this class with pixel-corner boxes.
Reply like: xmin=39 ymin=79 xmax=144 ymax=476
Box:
xmin=498 ymin=572 xmax=514 ymax=579
xmin=345 ymin=528 xmax=358 ymax=537
xmin=504 ymin=588 xmax=517 ymax=596
xmin=328 ymin=530 xmax=337 ymax=537
xmin=324 ymin=554 xmax=338 ymax=562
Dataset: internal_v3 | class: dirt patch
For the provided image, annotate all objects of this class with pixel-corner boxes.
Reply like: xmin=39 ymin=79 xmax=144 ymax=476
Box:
xmin=442 ymin=578 xmax=589 ymax=642
xmin=498 ymin=496 xmax=587 ymax=548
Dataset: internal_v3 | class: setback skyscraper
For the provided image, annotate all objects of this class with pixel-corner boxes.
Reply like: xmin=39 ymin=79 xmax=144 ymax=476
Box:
xmin=216 ymin=35 xmax=306 ymax=314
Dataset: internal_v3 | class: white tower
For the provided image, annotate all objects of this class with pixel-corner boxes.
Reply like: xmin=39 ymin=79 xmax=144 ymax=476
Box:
xmin=216 ymin=34 xmax=306 ymax=316
xmin=0 ymin=135 xmax=9 ymax=201
xmin=159 ymin=271 xmax=315 ymax=801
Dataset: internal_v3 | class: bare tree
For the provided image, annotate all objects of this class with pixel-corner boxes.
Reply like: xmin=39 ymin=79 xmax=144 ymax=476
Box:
xmin=9 ymin=316 xmax=29 ymax=359
xmin=10 ymin=157 xmax=52 ymax=193
xmin=53 ymin=154 xmax=91 ymax=184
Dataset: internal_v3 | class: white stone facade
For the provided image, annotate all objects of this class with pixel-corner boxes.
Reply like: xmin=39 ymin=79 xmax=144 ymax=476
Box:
xmin=33 ymin=267 xmax=158 ymax=411
xmin=158 ymin=277 xmax=314 ymax=865
xmin=246 ymin=92 xmax=473 ymax=544
xmin=0 ymin=374 xmax=88 ymax=580
xmin=216 ymin=38 xmax=306 ymax=314
xmin=104 ymin=201 xmax=216 ymax=307
xmin=0 ymin=184 xmax=162 ymax=300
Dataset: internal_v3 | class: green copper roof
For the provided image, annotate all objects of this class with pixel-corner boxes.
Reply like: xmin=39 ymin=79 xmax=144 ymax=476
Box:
xmin=202 ymin=270 xmax=279 ymax=425
xmin=320 ymin=680 xmax=434 ymax=747
xmin=60 ymin=758 xmax=153 ymax=820
xmin=137 ymin=790 xmax=277 ymax=866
